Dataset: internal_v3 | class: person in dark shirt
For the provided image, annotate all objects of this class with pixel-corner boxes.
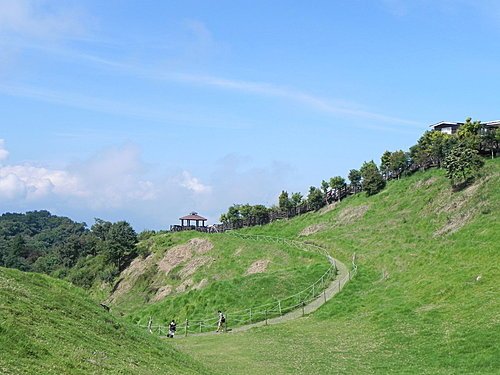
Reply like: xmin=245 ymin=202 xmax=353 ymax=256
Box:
xmin=168 ymin=320 xmax=176 ymax=338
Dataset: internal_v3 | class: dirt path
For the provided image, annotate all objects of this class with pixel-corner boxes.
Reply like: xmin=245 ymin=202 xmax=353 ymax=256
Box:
xmin=173 ymin=254 xmax=353 ymax=338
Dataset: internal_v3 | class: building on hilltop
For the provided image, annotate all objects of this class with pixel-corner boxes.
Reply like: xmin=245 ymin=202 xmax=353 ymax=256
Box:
xmin=170 ymin=212 xmax=208 ymax=232
xmin=430 ymin=120 xmax=500 ymax=135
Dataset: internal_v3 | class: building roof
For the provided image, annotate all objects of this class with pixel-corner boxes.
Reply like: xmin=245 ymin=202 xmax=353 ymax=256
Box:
xmin=429 ymin=121 xmax=463 ymax=128
xmin=484 ymin=120 xmax=500 ymax=127
xmin=430 ymin=120 xmax=500 ymax=129
xmin=179 ymin=212 xmax=207 ymax=221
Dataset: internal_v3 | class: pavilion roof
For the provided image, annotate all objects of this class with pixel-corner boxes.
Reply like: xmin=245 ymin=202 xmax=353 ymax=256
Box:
xmin=179 ymin=213 xmax=207 ymax=221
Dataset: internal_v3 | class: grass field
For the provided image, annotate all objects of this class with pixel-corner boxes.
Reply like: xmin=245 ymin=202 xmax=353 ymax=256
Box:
xmin=2 ymin=159 xmax=498 ymax=374
xmin=174 ymin=159 xmax=500 ymax=374
xmin=0 ymin=267 xmax=213 ymax=375
xmin=106 ymin=230 xmax=330 ymax=328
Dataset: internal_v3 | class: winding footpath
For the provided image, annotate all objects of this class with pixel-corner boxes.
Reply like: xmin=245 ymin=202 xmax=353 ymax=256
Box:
xmin=173 ymin=249 xmax=353 ymax=338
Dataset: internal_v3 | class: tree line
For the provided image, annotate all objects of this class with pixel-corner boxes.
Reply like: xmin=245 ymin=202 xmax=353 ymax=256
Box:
xmin=219 ymin=118 xmax=499 ymax=228
xmin=0 ymin=210 xmax=140 ymax=288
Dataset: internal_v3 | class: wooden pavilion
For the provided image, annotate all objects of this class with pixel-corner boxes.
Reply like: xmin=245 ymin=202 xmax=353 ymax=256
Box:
xmin=170 ymin=212 xmax=207 ymax=232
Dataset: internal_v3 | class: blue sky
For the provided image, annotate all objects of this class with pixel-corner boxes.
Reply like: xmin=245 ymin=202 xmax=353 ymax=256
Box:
xmin=0 ymin=0 xmax=499 ymax=230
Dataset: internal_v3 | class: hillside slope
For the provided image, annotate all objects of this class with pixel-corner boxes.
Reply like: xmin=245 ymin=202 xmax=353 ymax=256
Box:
xmin=103 ymin=230 xmax=328 ymax=326
xmin=0 ymin=267 xmax=213 ymax=375
xmin=175 ymin=159 xmax=500 ymax=374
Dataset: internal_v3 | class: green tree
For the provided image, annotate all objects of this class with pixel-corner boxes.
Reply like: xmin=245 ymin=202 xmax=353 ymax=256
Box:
xmin=481 ymin=126 xmax=499 ymax=159
xmin=103 ymin=221 xmax=138 ymax=271
xmin=320 ymin=180 xmax=330 ymax=205
xmin=443 ymin=143 xmax=484 ymax=187
xmin=307 ymin=186 xmax=325 ymax=211
xmin=329 ymin=176 xmax=346 ymax=201
xmin=278 ymin=191 xmax=292 ymax=211
xmin=389 ymin=150 xmax=409 ymax=179
xmin=410 ymin=130 xmax=454 ymax=169
xmin=348 ymin=169 xmax=362 ymax=192
xmin=457 ymin=117 xmax=481 ymax=149
xmin=380 ymin=150 xmax=392 ymax=178
xmin=251 ymin=205 xmax=270 ymax=225
xmin=360 ymin=161 xmax=386 ymax=196
xmin=291 ymin=192 xmax=303 ymax=207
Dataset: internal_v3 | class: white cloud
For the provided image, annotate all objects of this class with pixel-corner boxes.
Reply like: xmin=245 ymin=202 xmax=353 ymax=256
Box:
xmin=0 ymin=140 xmax=293 ymax=230
xmin=0 ymin=0 xmax=85 ymax=39
xmin=0 ymin=139 xmax=9 ymax=161
xmin=177 ymin=171 xmax=212 ymax=194
xmin=0 ymin=173 xmax=27 ymax=200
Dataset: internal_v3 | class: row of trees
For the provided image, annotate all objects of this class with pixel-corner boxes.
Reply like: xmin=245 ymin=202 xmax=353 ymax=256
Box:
xmin=219 ymin=118 xmax=498 ymax=227
xmin=0 ymin=211 xmax=138 ymax=288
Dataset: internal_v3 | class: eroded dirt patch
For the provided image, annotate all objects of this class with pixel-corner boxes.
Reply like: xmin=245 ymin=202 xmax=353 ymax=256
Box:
xmin=245 ymin=259 xmax=270 ymax=275
xmin=179 ymin=256 xmax=214 ymax=279
xmin=188 ymin=238 xmax=214 ymax=254
xmin=158 ymin=245 xmax=192 ymax=275
xmin=300 ymin=223 xmax=328 ymax=236
xmin=151 ymin=285 xmax=173 ymax=302
xmin=176 ymin=278 xmax=193 ymax=293
xmin=336 ymin=205 xmax=369 ymax=225
xmin=434 ymin=210 xmax=476 ymax=236
xmin=107 ymin=254 xmax=155 ymax=303
xmin=414 ymin=177 xmax=438 ymax=189
xmin=193 ymin=278 xmax=209 ymax=290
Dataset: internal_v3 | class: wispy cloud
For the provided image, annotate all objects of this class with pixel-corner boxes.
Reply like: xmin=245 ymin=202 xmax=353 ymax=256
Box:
xmin=0 ymin=83 xmax=246 ymax=130
xmin=0 ymin=139 xmax=9 ymax=161
xmin=0 ymin=0 xmax=86 ymax=39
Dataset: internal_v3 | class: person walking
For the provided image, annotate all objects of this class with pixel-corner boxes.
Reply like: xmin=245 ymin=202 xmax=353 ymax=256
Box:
xmin=216 ymin=311 xmax=225 ymax=333
xmin=168 ymin=319 xmax=176 ymax=338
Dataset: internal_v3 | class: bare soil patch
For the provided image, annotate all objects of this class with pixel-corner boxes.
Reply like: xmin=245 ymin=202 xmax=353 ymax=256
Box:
xmin=188 ymin=238 xmax=214 ymax=254
xmin=319 ymin=202 xmax=338 ymax=215
xmin=193 ymin=278 xmax=208 ymax=290
xmin=414 ymin=177 xmax=438 ymax=189
xmin=179 ymin=256 xmax=214 ymax=279
xmin=151 ymin=285 xmax=173 ymax=302
xmin=434 ymin=210 xmax=476 ymax=236
xmin=299 ymin=223 xmax=328 ymax=236
xmin=336 ymin=205 xmax=369 ymax=225
xmin=176 ymin=278 xmax=193 ymax=293
xmin=107 ymin=254 xmax=154 ymax=303
xmin=245 ymin=259 xmax=270 ymax=275
xmin=158 ymin=245 xmax=193 ymax=275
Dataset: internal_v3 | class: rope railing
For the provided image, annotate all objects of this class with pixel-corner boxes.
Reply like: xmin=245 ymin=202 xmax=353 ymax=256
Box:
xmin=141 ymin=233 xmax=357 ymax=336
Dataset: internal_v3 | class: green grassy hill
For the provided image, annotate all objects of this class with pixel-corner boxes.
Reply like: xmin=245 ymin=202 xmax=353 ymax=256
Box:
xmin=174 ymin=159 xmax=500 ymax=374
xmin=103 ymin=230 xmax=329 ymax=326
xmin=0 ymin=267 xmax=213 ymax=375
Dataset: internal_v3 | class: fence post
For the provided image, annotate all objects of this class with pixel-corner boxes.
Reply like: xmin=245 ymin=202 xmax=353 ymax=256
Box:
xmin=302 ymin=301 xmax=305 ymax=317
xmin=185 ymin=319 xmax=188 ymax=337
xmin=148 ymin=317 xmax=153 ymax=334
xmin=265 ymin=310 xmax=268 ymax=326
xmin=278 ymin=300 xmax=282 ymax=316
xmin=199 ymin=321 xmax=202 ymax=333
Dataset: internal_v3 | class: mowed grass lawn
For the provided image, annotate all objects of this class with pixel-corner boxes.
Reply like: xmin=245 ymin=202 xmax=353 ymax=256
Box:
xmin=175 ymin=159 xmax=500 ymax=374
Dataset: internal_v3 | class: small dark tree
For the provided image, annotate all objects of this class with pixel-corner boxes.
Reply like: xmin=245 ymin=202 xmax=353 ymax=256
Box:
xmin=278 ymin=191 xmax=292 ymax=211
xmin=443 ymin=143 xmax=484 ymax=187
xmin=348 ymin=169 xmax=362 ymax=192
xmin=360 ymin=161 xmax=386 ymax=196
xmin=307 ymin=186 xmax=325 ymax=211
xmin=291 ymin=192 xmax=303 ymax=207
xmin=380 ymin=150 xmax=392 ymax=179
xmin=104 ymin=221 xmax=138 ymax=271
xmin=389 ymin=150 xmax=409 ymax=179
xmin=329 ymin=176 xmax=346 ymax=201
